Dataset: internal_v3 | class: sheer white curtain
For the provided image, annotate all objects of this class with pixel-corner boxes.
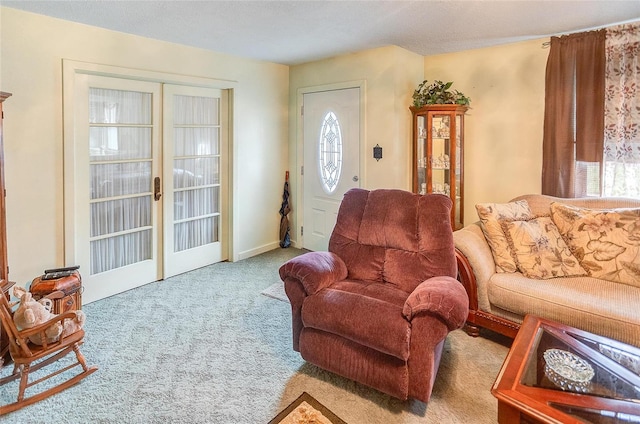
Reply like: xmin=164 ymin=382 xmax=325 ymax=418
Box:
xmin=172 ymin=95 xmax=220 ymax=252
xmin=89 ymin=88 xmax=153 ymax=274
xmin=603 ymin=23 xmax=640 ymax=198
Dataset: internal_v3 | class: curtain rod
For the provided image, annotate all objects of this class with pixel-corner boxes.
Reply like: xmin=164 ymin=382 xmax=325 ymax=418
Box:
xmin=541 ymin=19 xmax=640 ymax=48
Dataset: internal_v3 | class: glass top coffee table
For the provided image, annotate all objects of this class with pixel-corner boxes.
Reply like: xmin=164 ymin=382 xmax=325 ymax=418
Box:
xmin=492 ymin=315 xmax=640 ymax=424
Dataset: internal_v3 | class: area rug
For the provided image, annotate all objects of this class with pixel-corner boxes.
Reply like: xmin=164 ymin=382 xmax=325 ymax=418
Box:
xmin=261 ymin=281 xmax=289 ymax=302
xmin=268 ymin=392 xmax=347 ymax=424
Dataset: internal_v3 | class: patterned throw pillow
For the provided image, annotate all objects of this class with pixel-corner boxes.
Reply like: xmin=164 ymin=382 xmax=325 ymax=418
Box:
xmin=550 ymin=203 xmax=640 ymax=288
xmin=501 ymin=217 xmax=587 ymax=279
xmin=476 ymin=200 xmax=532 ymax=273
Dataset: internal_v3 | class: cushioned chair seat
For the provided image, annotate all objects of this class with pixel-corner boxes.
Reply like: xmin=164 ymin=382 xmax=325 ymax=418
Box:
xmin=303 ymin=283 xmax=411 ymax=360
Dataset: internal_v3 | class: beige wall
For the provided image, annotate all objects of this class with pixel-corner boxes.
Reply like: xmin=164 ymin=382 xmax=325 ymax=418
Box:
xmin=289 ymin=39 xmax=549 ymax=234
xmin=288 ymin=46 xmax=424 ymax=244
xmin=0 ymin=7 xmax=289 ymax=286
xmin=424 ymin=38 xmax=549 ymax=225
xmin=0 ymin=6 xmax=552 ymax=286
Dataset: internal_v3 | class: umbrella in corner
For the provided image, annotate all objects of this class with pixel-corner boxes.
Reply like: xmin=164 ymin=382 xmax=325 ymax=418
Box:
xmin=279 ymin=171 xmax=291 ymax=248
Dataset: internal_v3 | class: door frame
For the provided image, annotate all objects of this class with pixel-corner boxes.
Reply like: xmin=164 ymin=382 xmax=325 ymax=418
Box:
xmin=295 ymin=80 xmax=366 ymax=248
xmin=62 ymin=60 xmax=237 ymax=286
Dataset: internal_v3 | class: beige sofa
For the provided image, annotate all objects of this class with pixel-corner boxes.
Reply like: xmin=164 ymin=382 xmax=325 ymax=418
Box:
xmin=454 ymin=194 xmax=640 ymax=348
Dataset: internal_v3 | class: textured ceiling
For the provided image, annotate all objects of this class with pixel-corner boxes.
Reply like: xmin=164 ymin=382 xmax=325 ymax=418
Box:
xmin=3 ymin=1 xmax=640 ymax=65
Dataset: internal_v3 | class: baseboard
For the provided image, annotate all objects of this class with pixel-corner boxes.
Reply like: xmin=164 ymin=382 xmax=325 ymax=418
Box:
xmin=237 ymin=242 xmax=281 ymax=261
xmin=236 ymin=239 xmax=301 ymax=261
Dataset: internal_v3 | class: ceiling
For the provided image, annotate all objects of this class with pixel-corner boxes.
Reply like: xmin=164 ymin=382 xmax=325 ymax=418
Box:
xmin=3 ymin=1 xmax=640 ymax=65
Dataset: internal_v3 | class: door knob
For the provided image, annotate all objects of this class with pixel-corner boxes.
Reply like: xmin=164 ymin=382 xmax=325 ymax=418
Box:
xmin=352 ymin=176 xmax=359 ymax=182
xmin=154 ymin=177 xmax=162 ymax=201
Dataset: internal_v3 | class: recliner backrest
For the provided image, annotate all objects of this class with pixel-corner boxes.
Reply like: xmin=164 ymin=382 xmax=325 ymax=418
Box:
xmin=329 ymin=188 xmax=456 ymax=293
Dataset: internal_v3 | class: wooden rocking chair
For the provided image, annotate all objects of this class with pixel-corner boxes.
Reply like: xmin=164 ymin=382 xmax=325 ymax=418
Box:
xmin=0 ymin=287 xmax=97 ymax=415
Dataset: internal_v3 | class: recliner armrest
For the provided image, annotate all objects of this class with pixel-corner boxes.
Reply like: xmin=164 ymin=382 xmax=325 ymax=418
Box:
xmin=279 ymin=251 xmax=348 ymax=295
xmin=402 ymin=276 xmax=469 ymax=330
xmin=453 ymin=223 xmax=496 ymax=313
xmin=453 ymin=223 xmax=494 ymax=281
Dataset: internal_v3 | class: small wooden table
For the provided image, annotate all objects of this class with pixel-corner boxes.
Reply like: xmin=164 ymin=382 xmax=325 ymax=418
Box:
xmin=492 ymin=315 xmax=640 ymax=424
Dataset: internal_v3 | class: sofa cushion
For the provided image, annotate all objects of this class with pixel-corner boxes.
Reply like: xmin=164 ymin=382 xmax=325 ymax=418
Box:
xmin=301 ymin=281 xmax=411 ymax=360
xmin=550 ymin=203 xmax=640 ymax=288
xmin=487 ymin=273 xmax=640 ymax=347
xmin=501 ymin=216 xmax=587 ymax=279
xmin=512 ymin=194 xmax=640 ymax=217
xmin=476 ymin=200 xmax=533 ymax=273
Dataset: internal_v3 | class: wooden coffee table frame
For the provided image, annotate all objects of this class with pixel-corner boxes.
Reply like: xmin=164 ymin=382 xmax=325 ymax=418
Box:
xmin=492 ymin=315 xmax=640 ymax=424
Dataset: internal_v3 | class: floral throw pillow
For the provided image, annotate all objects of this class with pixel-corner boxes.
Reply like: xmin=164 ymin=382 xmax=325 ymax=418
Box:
xmin=476 ymin=200 xmax=532 ymax=273
xmin=501 ymin=217 xmax=587 ymax=279
xmin=550 ymin=203 xmax=640 ymax=288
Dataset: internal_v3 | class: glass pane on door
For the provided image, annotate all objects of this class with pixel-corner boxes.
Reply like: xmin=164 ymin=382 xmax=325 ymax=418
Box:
xmin=172 ymin=95 xmax=221 ymax=252
xmin=88 ymin=88 xmax=153 ymax=274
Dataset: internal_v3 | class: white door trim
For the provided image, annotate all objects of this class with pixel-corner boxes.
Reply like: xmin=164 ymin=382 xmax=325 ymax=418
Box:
xmin=295 ymin=80 xmax=366 ymax=248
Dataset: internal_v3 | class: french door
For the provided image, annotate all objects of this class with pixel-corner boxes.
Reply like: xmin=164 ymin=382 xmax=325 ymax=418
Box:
xmin=66 ymin=75 xmax=228 ymax=303
xmin=162 ymin=85 xmax=227 ymax=278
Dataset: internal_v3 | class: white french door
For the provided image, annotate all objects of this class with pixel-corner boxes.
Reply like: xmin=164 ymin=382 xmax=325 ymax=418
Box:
xmin=69 ymin=75 xmax=162 ymax=303
xmin=162 ymin=85 xmax=227 ymax=278
xmin=66 ymin=74 xmax=228 ymax=303
xmin=302 ymin=88 xmax=361 ymax=252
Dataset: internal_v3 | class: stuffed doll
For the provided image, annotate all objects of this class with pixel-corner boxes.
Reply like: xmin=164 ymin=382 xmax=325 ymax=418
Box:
xmin=12 ymin=286 xmax=86 ymax=345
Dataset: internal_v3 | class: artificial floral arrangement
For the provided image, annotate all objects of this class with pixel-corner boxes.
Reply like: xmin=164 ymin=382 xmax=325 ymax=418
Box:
xmin=412 ymin=80 xmax=471 ymax=108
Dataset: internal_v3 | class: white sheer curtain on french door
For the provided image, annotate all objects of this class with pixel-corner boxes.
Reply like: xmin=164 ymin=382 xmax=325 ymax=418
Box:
xmin=66 ymin=74 xmax=228 ymax=304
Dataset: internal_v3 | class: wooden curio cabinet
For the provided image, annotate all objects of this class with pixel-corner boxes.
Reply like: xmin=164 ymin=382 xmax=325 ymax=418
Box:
xmin=1 ymin=92 xmax=12 ymax=366
xmin=0 ymin=92 xmax=11 ymax=285
xmin=410 ymin=104 xmax=467 ymax=230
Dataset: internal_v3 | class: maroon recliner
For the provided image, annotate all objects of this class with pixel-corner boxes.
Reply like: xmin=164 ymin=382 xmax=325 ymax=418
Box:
xmin=279 ymin=188 xmax=469 ymax=403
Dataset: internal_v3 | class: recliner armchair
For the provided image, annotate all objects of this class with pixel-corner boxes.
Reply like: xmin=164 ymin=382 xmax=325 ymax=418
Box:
xmin=279 ymin=188 xmax=469 ymax=402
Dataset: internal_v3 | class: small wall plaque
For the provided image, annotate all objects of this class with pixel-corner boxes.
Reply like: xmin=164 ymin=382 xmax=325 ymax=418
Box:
xmin=373 ymin=144 xmax=382 ymax=161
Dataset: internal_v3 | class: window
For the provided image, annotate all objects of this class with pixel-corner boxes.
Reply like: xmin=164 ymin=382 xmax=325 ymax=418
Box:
xmin=543 ymin=23 xmax=640 ymax=199
xmin=318 ymin=111 xmax=343 ymax=194
xmin=602 ymin=24 xmax=640 ymax=198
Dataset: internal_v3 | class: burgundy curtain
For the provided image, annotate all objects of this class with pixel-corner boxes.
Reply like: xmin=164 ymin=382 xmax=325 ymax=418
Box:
xmin=541 ymin=30 xmax=605 ymax=198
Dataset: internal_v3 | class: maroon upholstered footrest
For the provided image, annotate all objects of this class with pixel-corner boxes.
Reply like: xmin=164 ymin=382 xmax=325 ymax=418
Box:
xmin=302 ymin=286 xmax=410 ymax=360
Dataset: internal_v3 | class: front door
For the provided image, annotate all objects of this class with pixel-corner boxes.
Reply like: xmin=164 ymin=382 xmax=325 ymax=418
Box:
xmin=302 ymin=88 xmax=360 ymax=252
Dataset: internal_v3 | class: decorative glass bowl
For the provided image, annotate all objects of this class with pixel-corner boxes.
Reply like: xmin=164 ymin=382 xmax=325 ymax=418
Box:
xmin=543 ymin=349 xmax=595 ymax=392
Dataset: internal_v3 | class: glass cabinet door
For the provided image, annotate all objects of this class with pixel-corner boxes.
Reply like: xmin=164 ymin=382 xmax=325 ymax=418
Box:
xmin=411 ymin=105 xmax=467 ymax=230
xmin=454 ymin=114 xmax=463 ymax=230
xmin=429 ymin=113 xmax=451 ymax=198
xmin=416 ymin=115 xmax=428 ymax=194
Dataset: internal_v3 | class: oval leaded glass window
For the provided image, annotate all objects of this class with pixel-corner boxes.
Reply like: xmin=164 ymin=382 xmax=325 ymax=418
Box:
xmin=318 ymin=111 xmax=343 ymax=193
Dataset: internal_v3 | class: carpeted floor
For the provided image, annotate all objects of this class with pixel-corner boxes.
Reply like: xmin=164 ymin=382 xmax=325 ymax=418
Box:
xmin=1 ymin=248 xmax=511 ymax=423
xmin=261 ymin=281 xmax=288 ymax=302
